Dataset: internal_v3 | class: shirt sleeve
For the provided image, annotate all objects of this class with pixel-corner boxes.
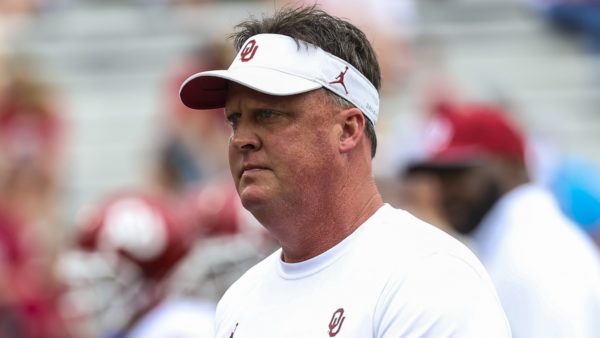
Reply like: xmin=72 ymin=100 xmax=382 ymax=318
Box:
xmin=373 ymin=253 xmax=511 ymax=338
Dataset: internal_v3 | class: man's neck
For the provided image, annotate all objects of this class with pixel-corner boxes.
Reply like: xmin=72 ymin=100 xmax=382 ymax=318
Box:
xmin=274 ymin=181 xmax=383 ymax=263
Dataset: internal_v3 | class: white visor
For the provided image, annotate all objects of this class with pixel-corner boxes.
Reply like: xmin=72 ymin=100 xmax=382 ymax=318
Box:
xmin=179 ymin=33 xmax=380 ymax=125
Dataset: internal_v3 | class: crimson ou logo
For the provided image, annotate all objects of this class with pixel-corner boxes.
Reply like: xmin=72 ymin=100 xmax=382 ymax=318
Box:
xmin=240 ymin=39 xmax=259 ymax=62
xmin=328 ymin=308 xmax=346 ymax=337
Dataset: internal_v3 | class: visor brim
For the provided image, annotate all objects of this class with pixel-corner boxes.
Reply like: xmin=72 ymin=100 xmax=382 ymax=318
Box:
xmin=180 ymin=68 xmax=323 ymax=110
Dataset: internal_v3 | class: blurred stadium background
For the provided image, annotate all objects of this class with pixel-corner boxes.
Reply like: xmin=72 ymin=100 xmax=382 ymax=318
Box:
xmin=1 ymin=0 xmax=600 ymax=336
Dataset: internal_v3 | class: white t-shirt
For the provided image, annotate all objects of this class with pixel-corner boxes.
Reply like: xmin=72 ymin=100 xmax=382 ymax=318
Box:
xmin=471 ymin=184 xmax=600 ymax=338
xmin=215 ymin=204 xmax=511 ymax=337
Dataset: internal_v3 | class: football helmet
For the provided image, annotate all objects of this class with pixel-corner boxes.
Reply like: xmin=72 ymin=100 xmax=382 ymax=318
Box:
xmin=56 ymin=190 xmax=199 ymax=337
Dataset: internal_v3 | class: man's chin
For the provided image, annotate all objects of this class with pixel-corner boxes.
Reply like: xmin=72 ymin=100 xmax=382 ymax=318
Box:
xmin=238 ymin=187 xmax=270 ymax=212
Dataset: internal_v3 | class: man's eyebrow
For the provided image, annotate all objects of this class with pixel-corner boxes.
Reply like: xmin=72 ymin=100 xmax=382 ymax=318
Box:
xmin=255 ymin=107 xmax=294 ymax=115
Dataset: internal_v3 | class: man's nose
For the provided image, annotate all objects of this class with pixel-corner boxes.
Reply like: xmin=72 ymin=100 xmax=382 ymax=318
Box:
xmin=230 ymin=123 xmax=260 ymax=152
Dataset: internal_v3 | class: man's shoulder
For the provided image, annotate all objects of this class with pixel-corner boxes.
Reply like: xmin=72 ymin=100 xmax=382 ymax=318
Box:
xmin=360 ymin=208 xmax=510 ymax=337
xmin=335 ymin=205 xmax=494 ymax=303
xmin=363 ymin=205 xmax=479 ymax=266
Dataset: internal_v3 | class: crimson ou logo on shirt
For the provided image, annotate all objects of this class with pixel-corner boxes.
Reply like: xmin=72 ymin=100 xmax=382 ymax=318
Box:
xmin=328 ymin=308 xmax=346 ymax=337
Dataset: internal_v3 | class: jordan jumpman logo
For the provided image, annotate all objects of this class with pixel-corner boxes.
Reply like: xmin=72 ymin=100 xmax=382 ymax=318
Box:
xmin=329 ymin=66 xmax=349 ymax=94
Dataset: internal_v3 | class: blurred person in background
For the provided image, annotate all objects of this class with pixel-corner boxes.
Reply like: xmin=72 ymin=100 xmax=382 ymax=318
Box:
xmin=56 ymin=190 xmax=215 ymax=338
xmin=0 ymin=5 xmax=69 ymax=331
xmin=402 ymin=98 xmax=600 ymax=338
xmin=392 ymin=67 xmax=467 ymax=238
xmin=0 ymin=54 xmax=66 ymax=265
xmin=0 ymin=201 xmax=70 ymax=338
xmin=397 ymin=168 xmax=454 ymax=235
xmin=175 ymin=177 xmax=277 ymax=302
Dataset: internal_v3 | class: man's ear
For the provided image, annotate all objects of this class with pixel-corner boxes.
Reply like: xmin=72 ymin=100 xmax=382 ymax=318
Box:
xmin=338 ymin=107 xmax=366 ymax=154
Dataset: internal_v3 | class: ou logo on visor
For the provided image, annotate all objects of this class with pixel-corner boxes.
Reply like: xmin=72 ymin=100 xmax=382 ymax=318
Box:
xmin=240 ymin=39 xmax=259 ymax=62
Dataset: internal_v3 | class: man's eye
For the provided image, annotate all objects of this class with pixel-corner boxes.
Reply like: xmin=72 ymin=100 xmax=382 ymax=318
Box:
xmin=257 ymin=110 xmax=276 ymax=121
xmin=227 ymin=113 xmax=240 ymax=127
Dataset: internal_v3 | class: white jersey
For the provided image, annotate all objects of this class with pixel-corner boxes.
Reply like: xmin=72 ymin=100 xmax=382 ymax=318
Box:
xmin=470 ymin=184 xmax=600 ymax=338
xmin=215 ymin=204 xmax=511 ymax=337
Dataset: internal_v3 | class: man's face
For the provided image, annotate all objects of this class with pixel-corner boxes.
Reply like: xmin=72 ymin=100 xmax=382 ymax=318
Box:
xmin=435 ymin=165 xmax=502 ymax=235
xmin=224 ymin=84 xmax=339 ymax=218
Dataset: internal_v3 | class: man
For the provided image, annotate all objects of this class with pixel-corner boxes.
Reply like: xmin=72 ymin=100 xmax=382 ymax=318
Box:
xmin=404 ymin=101 xmax=600 ymax=338
xmin=180 ymin=6 xmax=510 ymax=337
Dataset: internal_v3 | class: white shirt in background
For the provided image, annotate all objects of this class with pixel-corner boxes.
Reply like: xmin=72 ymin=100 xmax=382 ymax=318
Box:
xmin=127 ymin=299 xmax=215 ymax=338
xmin=471 ymin=184 xmax=600 ymax=338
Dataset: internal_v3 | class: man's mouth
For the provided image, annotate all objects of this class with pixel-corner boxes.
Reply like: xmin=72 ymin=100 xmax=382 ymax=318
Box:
xmin=241 ymin=164 xmax=269 ymax=177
